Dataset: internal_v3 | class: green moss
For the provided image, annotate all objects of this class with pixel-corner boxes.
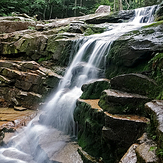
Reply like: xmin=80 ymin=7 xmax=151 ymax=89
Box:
xmin=142 ymin=20 xmax=163 ymax=28
xmin=80 ymin=80 xmax=110 ymax=99
xmin=84 ymin=25 xmax=105 ymax=36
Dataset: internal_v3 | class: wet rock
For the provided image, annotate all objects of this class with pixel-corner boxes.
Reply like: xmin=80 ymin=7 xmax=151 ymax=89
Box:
xmin=119 ymin=144 xmax=138 ymax=163
xmin=0 ymin=108 xmax=37 ymax=131
xmin=78 ymin=147 xmax=99 ymax=163
xmin=0 ymin=60 xmax=62 ymax=109
xmin=0 ymin=129 xmax=5 ymax=144
xmin=103 ymin=113 xmax=149 ymax=148
xmin=0 ymin=75 xmax=11 ymax=86
xmin=74 ymin=99 xmax=106 ymax=160
xmin=0 ymin=60 xmax=21 ymax=70
xmin=84 ymin=10 xmax=135 ymax=24
xmin=67 ymin=21 xmax=86 ymax=33
xmin=136 ymin=134 xmax=158 ymax=163
xmin=106 ymin=21 xmax=163 ymax=78
xmin=80 ymin=78 xmax=110 ymax=99
xmin=98 ymin=89 xmax=149 ymax=114
xmin=110 ymin=73 xmax=157 ymax=97
xmin=145 ymin=100 xmax=163 ymax=149
xmin=95 ymin=5 xmax=111 ymax=14
xmin=155 ymin=2 xmax=163 ymax=21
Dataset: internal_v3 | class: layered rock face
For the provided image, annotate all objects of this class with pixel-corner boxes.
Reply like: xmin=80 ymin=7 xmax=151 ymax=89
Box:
xmin=74 ymin=73 xmax=162 ymax=163
xmin=0 ymin=60 xmax=62 ymax=109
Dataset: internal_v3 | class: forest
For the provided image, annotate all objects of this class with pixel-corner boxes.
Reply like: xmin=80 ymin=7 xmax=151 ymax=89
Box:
xmin=0 ymin=0 xmax=162 ymax=20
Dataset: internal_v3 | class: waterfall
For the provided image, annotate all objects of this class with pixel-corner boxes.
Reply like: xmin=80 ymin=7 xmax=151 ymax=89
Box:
xmin=0 ymin=5 xmax=158 ymax=163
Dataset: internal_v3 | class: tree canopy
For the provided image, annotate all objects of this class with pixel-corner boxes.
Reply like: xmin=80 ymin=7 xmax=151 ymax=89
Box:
xmin=0 ymin=0 xmax=161 ymax=20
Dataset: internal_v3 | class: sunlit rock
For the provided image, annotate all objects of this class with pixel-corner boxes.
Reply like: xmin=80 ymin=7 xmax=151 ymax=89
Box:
xmin=0 ymin=108 xmax=37 ymax=131
xmin=95 ymin=5 xmax=111 ymax=14
xmin=136 ymin=133 xmax=158 ymax=163
xmin=119 ymin=144 xmax=138 ymax=163
xmin=0 ymin=16 xmax=36 ymax=34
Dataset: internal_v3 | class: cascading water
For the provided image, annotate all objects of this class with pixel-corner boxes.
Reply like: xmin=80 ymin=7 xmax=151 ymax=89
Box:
xmin=0 ymin=5 xmax=158 ymax=163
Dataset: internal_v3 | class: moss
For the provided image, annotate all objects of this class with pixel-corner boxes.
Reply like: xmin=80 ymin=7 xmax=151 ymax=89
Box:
xmin=80 ymin=80 xmax=110 ymax=99
xmin=74 ymin=100 xmax=107 ymax=159
xmin=84 ymin=25 xmax=106 ymax=36
xmin=142 ymin=20 xmax=163 ymax=28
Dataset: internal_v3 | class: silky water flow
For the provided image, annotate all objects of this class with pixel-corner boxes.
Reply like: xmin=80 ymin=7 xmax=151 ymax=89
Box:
xmin=0 ymin=5 xmax=158 ymax=163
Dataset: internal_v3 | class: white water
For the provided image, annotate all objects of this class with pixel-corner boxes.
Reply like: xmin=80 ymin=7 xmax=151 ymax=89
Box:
xmin=0 ymin=6 xmax=158 ymax=163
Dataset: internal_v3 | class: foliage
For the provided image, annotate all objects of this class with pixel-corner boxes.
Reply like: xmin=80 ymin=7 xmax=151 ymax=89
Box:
xmin=0 ymin=0 xmax=161 ymax=20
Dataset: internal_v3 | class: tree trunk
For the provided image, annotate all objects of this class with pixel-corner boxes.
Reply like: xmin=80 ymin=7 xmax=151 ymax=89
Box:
xmin=74 ymin=0 xmax=77 ymax=16
xmin=119 ymin=0 xmax=123 ymax=10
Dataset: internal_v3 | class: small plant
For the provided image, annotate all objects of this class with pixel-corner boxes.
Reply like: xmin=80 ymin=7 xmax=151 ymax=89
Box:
xmin=28 ymin=26 xmax=35 ymax=30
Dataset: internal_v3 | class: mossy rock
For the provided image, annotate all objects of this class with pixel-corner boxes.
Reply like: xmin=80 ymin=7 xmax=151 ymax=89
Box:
xmin=98 ymin=89 xmax=149 ymax=115
xmin=74 ymin=99 xmax=109 ymax=159
xmin=80 ymin=79 xmax=110 ymax=99
xmin=110 ymin=73 xmax=157 ymax=98
xmin=105 ymin=21 xmax=163 ymax=79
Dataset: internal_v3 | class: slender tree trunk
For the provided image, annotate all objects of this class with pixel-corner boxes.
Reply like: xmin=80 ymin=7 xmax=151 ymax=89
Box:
xmin=74 ymin=0 xmax=77 ymax=16
xmin=80 ymin=0 xmax=82 ymax=6
xmin=49 ymin=5 xmax=52 ymax=19
xmin=119 ymin=0 xmax=123 ymax=10
xmin=125 ymin=0 xmax=130 ymax=10
xmin=114 ymin=0 xmax=116 ymax=11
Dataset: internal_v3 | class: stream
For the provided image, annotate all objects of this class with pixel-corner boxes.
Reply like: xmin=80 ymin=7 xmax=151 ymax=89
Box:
xmin=0 ymin=5 xmax=158 ymax=163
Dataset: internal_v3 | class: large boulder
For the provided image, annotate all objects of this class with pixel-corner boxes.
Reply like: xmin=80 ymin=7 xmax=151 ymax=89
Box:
xmin=0 ymin=16 xmax=36 ymax=34
xmin=145 ymin=100 xmax=163 ymax=151
xmin=110 ymin=73 xmax=157 ymax=98
xmin=106 ymin=21 xmax=163 ymax=78
xmin=95 ymin=5 xmax=111 ymax=14
xmin=84 ymin=10 xmax=135 ymax=24
xmin=98 ymin=89 xmax=149 ymax=114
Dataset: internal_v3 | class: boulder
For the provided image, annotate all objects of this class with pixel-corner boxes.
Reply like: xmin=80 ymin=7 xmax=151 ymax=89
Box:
xmin=145 ymin=100 xmax=163 ymax=149
xmin=103 ymin=113 xmax=149 ymax=148
xmin=119 ymin=144 xmax=138 ymax=163
xmin=106 ymin=21 xmax=163 ymax=78
xmin=95 ymin=5 xmax=111 ymax=14
xmin=98 ymin=89 xmax=149 ymax=114
xmin=136 ymin=133 xmax=158 ymax=163
xmin=110 ymin=73 xmax=157 ymax=97
xmin=155 ymin=2 xmax=163 ymax=21
xmin=80 ymin=78 xmax=110 ymax=99
xmin=84 ymin=9 xmax=135 ymax=24
xmin=0 ymin=16 xmax=36 ymax=34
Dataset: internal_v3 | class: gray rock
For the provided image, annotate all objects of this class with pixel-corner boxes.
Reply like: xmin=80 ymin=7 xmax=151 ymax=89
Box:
xmin=110 ymin=73 xmax=157 ymax=97
xmin=119 ymin=144 xmax=138 ymax=163
xmin=95 ymin=5 xmax=111 ymax=14
xmin=106 ymin=21 xmax=163 ymax=78
xmin=136 ymin=135 xmax=158 ymax=163
xmin=103 ymin=113 xmax=149 ymax=148
xmin=145 ymin=100 xmax=163 ymax=149
xmin=98 ymin=89 xmax=149 ymax=114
